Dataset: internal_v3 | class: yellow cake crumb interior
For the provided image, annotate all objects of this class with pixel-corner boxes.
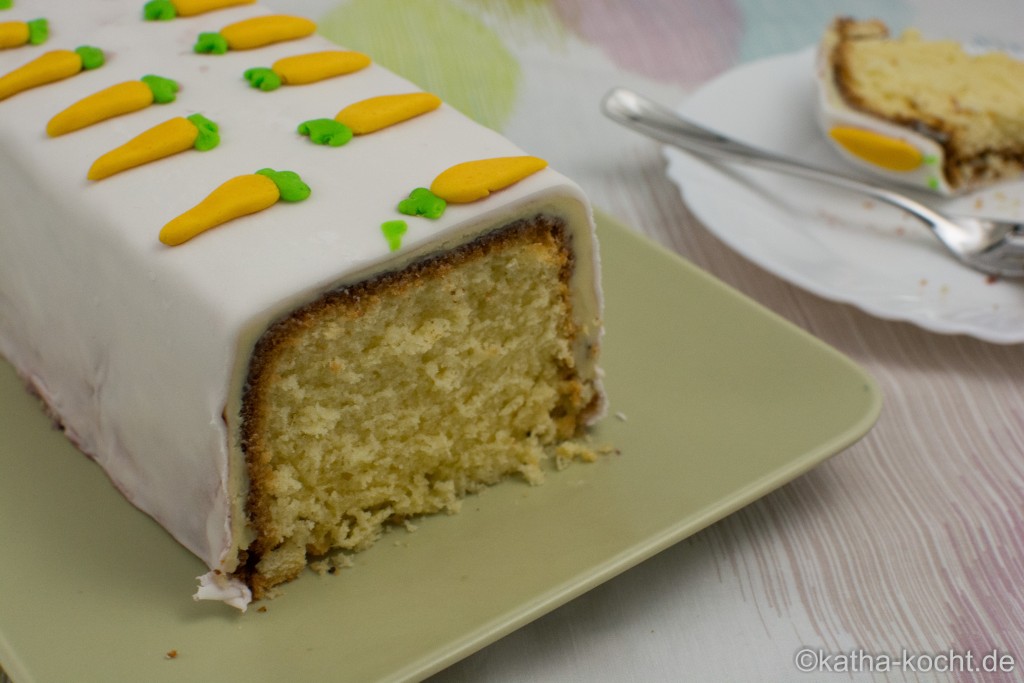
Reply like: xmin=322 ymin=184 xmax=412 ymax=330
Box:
xmin=239 ymin=217 xmax=595 ymax=595
xmin=841 ymin=30 xmax=1024 ymax=154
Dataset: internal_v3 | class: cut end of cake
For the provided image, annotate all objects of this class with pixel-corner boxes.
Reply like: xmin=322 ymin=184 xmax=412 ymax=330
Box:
xmin=0 ymin=1 xmax=606 ymax=611
xmin=233 ymin=215 xmax=603 ymax=598
xmin=819 ymin=17 xmax=1024 ymax=193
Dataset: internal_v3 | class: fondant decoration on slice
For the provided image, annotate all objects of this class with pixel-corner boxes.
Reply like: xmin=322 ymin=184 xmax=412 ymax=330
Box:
xmin=159 ymin=168 xmax=310 ymax=245
xmin=430 ymin=156 xmax=547 ymax=203
xmin=194 ymin=15 xmax=315 ymax=54
xmin=244 ymin=50 xmax=370 ymax=91
xmin=828 ymin=127 xmax=924 ymax=172
xmin=144 ymin=0 xmax=255 ymax=20
xmin=47 ymin=74 xmax=179 ymax=136
xmin=397 ymin=187 xmax=446 ymax=219
xmin=88 ymin=113 xmax=219 ymax=180
xmin=298 ymin=92 xmax=441 ymax=146
xmin=0 ymin=18 xmax=47 ymax=49
xmin=923 ymin=161 xmax=942 ymax=190
xmin=0 ymin=45 xmax=104 ymax=101
xmin=380 ymin=219 xmax=407 ymax=251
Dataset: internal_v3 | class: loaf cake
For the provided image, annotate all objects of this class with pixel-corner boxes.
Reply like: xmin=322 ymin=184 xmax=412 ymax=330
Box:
xmin=817 ymin=17 xmax=1024 ymax=194
xmin=0 ymin=0 xmax=604 ymax=610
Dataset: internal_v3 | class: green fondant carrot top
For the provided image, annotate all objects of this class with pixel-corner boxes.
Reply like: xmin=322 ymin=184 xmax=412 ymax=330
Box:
xmin=398 ymin=188 xmax=446 ymax=219
xmin=0 ymin=18 xmax=47 ymax=49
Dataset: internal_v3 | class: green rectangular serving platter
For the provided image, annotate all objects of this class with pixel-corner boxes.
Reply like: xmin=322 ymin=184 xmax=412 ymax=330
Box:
xmin=0 ymin=212 xmax=881 ymax=683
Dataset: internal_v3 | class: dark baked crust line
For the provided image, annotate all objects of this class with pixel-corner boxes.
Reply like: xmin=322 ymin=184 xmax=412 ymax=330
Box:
xmin=234 ymin=214 xmax=598 ymax=596
xmin=830 ymin=17 xmax=889 ymax=116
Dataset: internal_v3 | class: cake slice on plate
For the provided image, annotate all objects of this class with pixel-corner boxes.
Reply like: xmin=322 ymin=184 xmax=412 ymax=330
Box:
xmin=818 ymin=17 xmax=1024 ymax=194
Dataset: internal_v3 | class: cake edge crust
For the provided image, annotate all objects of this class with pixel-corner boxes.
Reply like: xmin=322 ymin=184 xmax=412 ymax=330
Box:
xmin=234 ymin=214 xmax=601 ymax=597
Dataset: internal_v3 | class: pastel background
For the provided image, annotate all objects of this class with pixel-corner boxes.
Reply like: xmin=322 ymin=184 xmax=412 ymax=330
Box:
xmin=3 ymin=0 xmax=1023 ymax=681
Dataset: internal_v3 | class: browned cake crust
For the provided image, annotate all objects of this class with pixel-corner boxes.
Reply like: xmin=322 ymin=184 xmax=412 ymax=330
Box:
xmin=829 ymin=17 xmax=889 ymax=112
xmin=234 ymin=215 xmax=597 ymax=597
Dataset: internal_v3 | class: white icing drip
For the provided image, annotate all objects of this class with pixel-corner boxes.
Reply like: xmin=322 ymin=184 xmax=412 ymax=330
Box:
xmin=195 ymin=571 xmax=252 ymax=611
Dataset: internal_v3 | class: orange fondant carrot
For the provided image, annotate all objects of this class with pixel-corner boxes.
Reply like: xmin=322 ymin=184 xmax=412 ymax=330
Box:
xmin=159 ymin=168 xmax=310 ymax=246
xmin=244 ymin=50 xmax=370 ymax=91
xmin=0 ymin=45 xmax=103 ymax=102
xmin=144 ymin=0 xmax=255 ymax=20
xmin=0 ymin=18 xmax=46 ymax=49
xmin=47 ymin=74 xmax=178 ymax=137
xmin=297 ymin=92 xmax=443 ymax=147
xmin=335 ymin=93 xmax=441 ymax=135
xmin=88 ymin=114 xmax=219 ymax=180
xmin=430 ymin=156 xmax=548 ymax=203
xmin=194 ymin=15 xmax=315 ymax=54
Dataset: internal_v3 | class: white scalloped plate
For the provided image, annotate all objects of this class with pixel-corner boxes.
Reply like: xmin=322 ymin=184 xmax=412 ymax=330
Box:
xmin=664 ymin=48 xmax=1024 ymax=344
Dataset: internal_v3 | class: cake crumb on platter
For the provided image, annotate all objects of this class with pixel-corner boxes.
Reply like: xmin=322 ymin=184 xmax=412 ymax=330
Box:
xmin=553 ymin=438 xmax=616 ymax=471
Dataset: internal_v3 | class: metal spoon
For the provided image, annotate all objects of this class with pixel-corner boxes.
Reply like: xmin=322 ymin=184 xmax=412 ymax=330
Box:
xmin=602 ymin=87 xmax=1024 ymax=278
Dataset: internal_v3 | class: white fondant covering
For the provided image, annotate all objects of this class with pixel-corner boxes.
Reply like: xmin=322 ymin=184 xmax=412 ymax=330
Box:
xmin=0 ymin=0 xmax=603 ymax=610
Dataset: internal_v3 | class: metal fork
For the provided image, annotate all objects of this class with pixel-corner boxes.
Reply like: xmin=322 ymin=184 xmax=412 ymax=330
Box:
xmin=602 ymin=87 xmax=1024 ymax=278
